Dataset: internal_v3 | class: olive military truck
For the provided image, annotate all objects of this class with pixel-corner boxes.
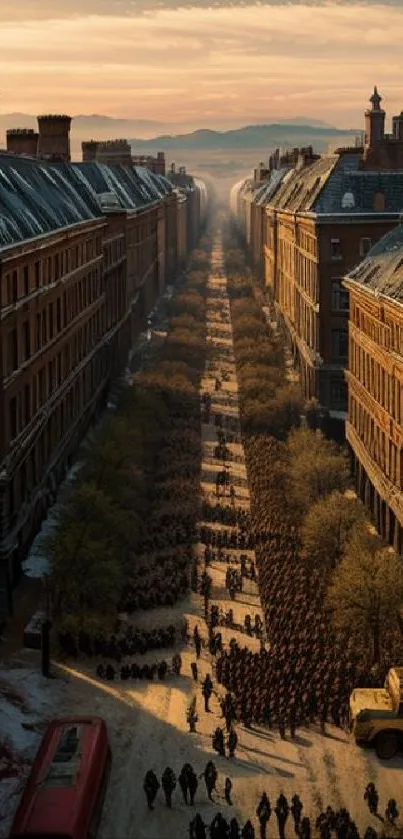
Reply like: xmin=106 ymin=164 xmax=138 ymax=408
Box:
xmin=350 ymin=667 xmax=403 ymax=759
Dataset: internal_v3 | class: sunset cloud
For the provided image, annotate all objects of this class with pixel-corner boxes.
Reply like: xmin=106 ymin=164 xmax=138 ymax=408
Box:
xmin=0 ymin=2 xmax=402 ymax=129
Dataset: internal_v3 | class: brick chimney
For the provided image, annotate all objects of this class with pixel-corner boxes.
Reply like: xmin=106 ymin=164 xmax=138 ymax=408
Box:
xmin=82 ymin=140 xmax=100 ymax=162
xmin=37 ymin=114 xmax=72 ymax=161
xmin=6 ymin=128 xmax=39 ymax=157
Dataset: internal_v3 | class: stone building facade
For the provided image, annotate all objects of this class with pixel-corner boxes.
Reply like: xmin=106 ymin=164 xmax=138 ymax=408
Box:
xmin=343 ymin=225 xmax=403 ymax=552
xmin=0 ymin=139 xmax=207 ymax=615
xmin=261 ymin=90 xmax=403 ymax=425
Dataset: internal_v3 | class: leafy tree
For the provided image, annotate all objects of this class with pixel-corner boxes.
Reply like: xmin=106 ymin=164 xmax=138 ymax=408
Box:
xmin=287 ymin=428 xmax=350 ymax=511
xmin=326 ymin=525 xmax=403 ymax=663
xmin=301 ymin=491 xmax=366 ymax=569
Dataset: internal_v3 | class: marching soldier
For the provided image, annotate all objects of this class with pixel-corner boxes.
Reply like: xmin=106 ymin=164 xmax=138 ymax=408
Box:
xmin=213 ymin=726 xmax=226 ymax=757
xmin=364 ymin=782 xmax=379 ymax=816
xmin=275 ymin=793 xmax=289 ymax=839
xmin=201 ymin=760 xmax=217 ymax=801
xmin=225 ymin=776 xmax=233 ymax=805
xmin=143 ymin=769 xmax=160 ymax=810
xmin=161 ymin=766 xmax=176 ymax=808
xmin=256 ymin=792 xmax=271 ymax=839
xmin=291 ymin=793 xmax=303 ymax=832
xmin=187 ymin=765 xmax=198 ymax=806
xmin=179 ymin=764 xmax=190 ymax=805
xmin=229 ymin=817 xmax=241 ymax=839
xmin=241 ymin=820 xmax=255 ymax=839
xmin=190 ymin=813 xmax=207 ymax=839
xmin=191 ymin=661 xmax=198 ymax=681
xmin=228 ymin=726 xmax=238 ymax=758
xmin=202 ymin=673 xmax=214 ymax=712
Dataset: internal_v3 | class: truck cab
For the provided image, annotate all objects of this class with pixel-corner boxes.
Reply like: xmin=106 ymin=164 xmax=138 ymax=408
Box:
xmin=350 ymin=667 xmax=403 ymax=759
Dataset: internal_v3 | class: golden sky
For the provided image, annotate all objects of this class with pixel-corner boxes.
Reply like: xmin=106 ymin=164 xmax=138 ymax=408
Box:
xmin=0 ymin=1 xmax=402 ymax=129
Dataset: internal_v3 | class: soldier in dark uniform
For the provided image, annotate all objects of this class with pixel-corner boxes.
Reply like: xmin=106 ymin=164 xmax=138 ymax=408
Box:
xmin=275 ymin=793 xmax=289 ymax=839
xmin=241 ymin=820 xmax=255 ymax=839
xmin=229 ymin=817 xmax=241 ymax=839
xmin=172 ymin=652 xmax=182 ymax=676
xmin=228 ymin=727 xmax=238 ymax=758
xmin=300 ymin=816 xmax=311 ymax=839
xmin=291 ymin=793 xmax=303 ymax=832
xmin=225 ymin=776 xmax=233 ymax=805
xmin=161 ymin=766 xmax=176 ymax=808
xmin=179 ymin=764 xmax=190 ymax=805
xmin=143 ymin=769 xmax=160 ymax=810
xmin=364 ymin=783 xmax=379 ymax=816
xmin=385 ymin=798 xmax=398 ymax=825
xmin=201 ymin=760 xmax=217 ymax=801
xmin=202 ymin=673 xmax=214 ymax=712
xmin=210 ymin=813 xmax=228 ymax=839
xmin=190 ymin=813 xmax=207 ymax=839
xmin=256 ymin=792 xmax=271 ymax=839
xmin=191 ymin=661 xmax=198 ymax=681
xmin=187 ymin=765 xmax=198 ymax=805
xmin=213 ymin=726 xmax=225 ymax=757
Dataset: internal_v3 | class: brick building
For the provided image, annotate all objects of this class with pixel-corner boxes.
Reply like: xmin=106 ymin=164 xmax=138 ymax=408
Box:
xmin=261 ymin=89 xmax=403 ymax=425
xmin=343 ymin=225 xmax=403 ymax=553
xmin=168 ymin=166 xmax=208 ymax=254
xmin=0 ymin=135 xmax=207 ymax=614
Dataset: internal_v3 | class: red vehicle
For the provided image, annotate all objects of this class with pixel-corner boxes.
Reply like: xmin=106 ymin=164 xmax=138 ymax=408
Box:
xmin=9 ymin=716 xmax=111 ymax=839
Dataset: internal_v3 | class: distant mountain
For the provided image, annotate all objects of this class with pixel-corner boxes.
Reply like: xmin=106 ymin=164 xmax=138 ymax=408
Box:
xmin=129 ymin=123 xmax=359 ymax=152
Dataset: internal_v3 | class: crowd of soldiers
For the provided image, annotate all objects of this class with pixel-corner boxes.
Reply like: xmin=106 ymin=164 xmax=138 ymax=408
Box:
xmin=211 ymin=434 xmax=387 ymax=733
xmin=59 ymin=621 xmax=187 ymax=661
xmin=95 ymin=651 xmax=183 ymax=682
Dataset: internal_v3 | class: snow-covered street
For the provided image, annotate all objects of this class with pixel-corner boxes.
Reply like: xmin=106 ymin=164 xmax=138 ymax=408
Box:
xmin=1 ymin=233 xmax=403 ymax=839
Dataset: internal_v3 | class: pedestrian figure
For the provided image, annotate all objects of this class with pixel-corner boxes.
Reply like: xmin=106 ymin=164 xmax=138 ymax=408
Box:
xmin=229 ymin=817 xmax=241 ymax=839
xmin=225 ymin=776 xmax=233 ymax=805
xmin=291 ymin=794 xmax=303 ymax=832
xmin=300 ymin=816 xmax=311 ymax=839
xmin=202 ymin=673 xmax=214 ymax=712
xmin=257 ymin=792 xmax=271 ymax=839
xmin=187 ymin=765 xmax=198 ymax=805
xmin=275 ymin=793 xmax=289 ymax=839
xmin=143 ymin=769 xmax=160 ymax=810
xmin=191 ymin=661 xmax=198 ymax=681
xmin=190 ymin=813 xmax=207 ymax=839
xmin=210 ymin=812 xmax=228 ymax=839
xmin=187 ymin=697 xmax=198 ymax=733
xmin=241 ymin=820 xmax=255 ymax=839
xmin=202 ymin=760 xmax=217 ymax=801
xmin=385 ymin=798 xmax=398 ymax=825
xmin=179 ymin=764 xmax=190 ymax=805
xmin=194 ymin=626 xmax=202 ymax=659
xmin=363 ymin=829 xmax=378 ymax=839
xmin=364 ymin=783 xmax=379 ymax=816
xmin=213 ymin=726 xmax=226 ymax=757
xmin=172 ymin=652 xmax=182 ymax=676
xmin=228 ymin=726 xmax=238 ymax=758
xmin=161 ymin=767 xmax=176 ymax=808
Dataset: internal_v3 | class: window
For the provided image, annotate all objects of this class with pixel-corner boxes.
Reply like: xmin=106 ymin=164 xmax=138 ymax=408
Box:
xmin=11 ymin=270 xmax=18 ymax=302
xmin=34 ymin=261 xmax=40 ymax=289
xmin=23 ymin=266 xmax=30 ymax=297
xmin=22 ymin=321 xmax=31 ymax=361
xmin=8 ymin=329 xmax=18 ymax=374
xmin=24 ymin=384 xmax=31 ymax=425
xmin=330 ymin=239 xmax=343 ymax=260
xmin=56 ymin=298 xmax=62 ymax=332
xmin=359 ymin=237 xmax=372 ymax=257
xmin=373 ymin=192 xmax=386 ymax=212
xmin=331 ymin=328 xmax=348 ymax=360
xmin=9 ymin=397 xmax=17 ymax=440
xmin=341 ymin=191 xmax=355 ymax=209
xmin=331 ymin=381 xmax=348 ymax=407
xmin=331 ymin=281 xmax=349 ymax=312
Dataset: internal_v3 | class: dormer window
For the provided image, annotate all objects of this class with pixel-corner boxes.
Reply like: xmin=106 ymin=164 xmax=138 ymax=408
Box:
xmin=373 ymin=192 xmax=386 ymax=211
xmin=330 ymin=238 xmax=343 ymax=260
xmin=341 ymin=191 xmax=355 ymax=209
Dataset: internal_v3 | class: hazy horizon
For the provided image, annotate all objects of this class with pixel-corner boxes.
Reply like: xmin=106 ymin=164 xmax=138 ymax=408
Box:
xmin=0 ymin=1 xmax=402 ymax=131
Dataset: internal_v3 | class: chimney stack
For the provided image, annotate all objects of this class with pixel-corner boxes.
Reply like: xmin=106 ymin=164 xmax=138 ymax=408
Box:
xmin=37 ymin=114 xmax=72 ymax=162
xmin=6 ymin=128 xmax=39 ymax=157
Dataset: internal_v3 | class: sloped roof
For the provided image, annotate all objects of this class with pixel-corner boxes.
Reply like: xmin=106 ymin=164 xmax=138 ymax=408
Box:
xmin=268 ymin=155 xmax=338 ymax=212
xmin=346 ymin=224 xmax=403 ymax=303
xmin=267 ymin=151 xmax=403 ymax=216
xmin=255 ymin=167 xmax=290 ymax=206
xmin=0 ymin=156 xmax=172 ymax=251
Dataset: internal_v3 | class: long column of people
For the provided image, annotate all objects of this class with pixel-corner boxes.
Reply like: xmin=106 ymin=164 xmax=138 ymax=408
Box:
xmin=54 ymin=225 xmax=401 ymax=839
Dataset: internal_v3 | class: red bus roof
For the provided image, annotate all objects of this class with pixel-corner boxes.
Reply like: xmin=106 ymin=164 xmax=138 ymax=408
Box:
xmin=10 ymin=716 xmax=109 ymax=839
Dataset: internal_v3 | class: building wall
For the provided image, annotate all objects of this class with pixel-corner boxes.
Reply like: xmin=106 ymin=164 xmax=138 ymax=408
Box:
xmin=344 ymin=284 xmax=403 ymax=552
xmin=0 ymin=220 xmax=106 ymax=601
xmin=265 ymin=208 xmax=399 ymax=415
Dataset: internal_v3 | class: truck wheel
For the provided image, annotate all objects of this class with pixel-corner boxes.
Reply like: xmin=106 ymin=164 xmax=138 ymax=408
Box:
xmin=375 ymin=732 xmax=398 ymax=760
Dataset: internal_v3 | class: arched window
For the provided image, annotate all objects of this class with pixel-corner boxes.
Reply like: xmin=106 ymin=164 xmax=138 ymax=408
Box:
xmin=341 ymin=191 xmax=355 ymax=209
xmin=373 ymin=192 xmax=386 ymax=211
